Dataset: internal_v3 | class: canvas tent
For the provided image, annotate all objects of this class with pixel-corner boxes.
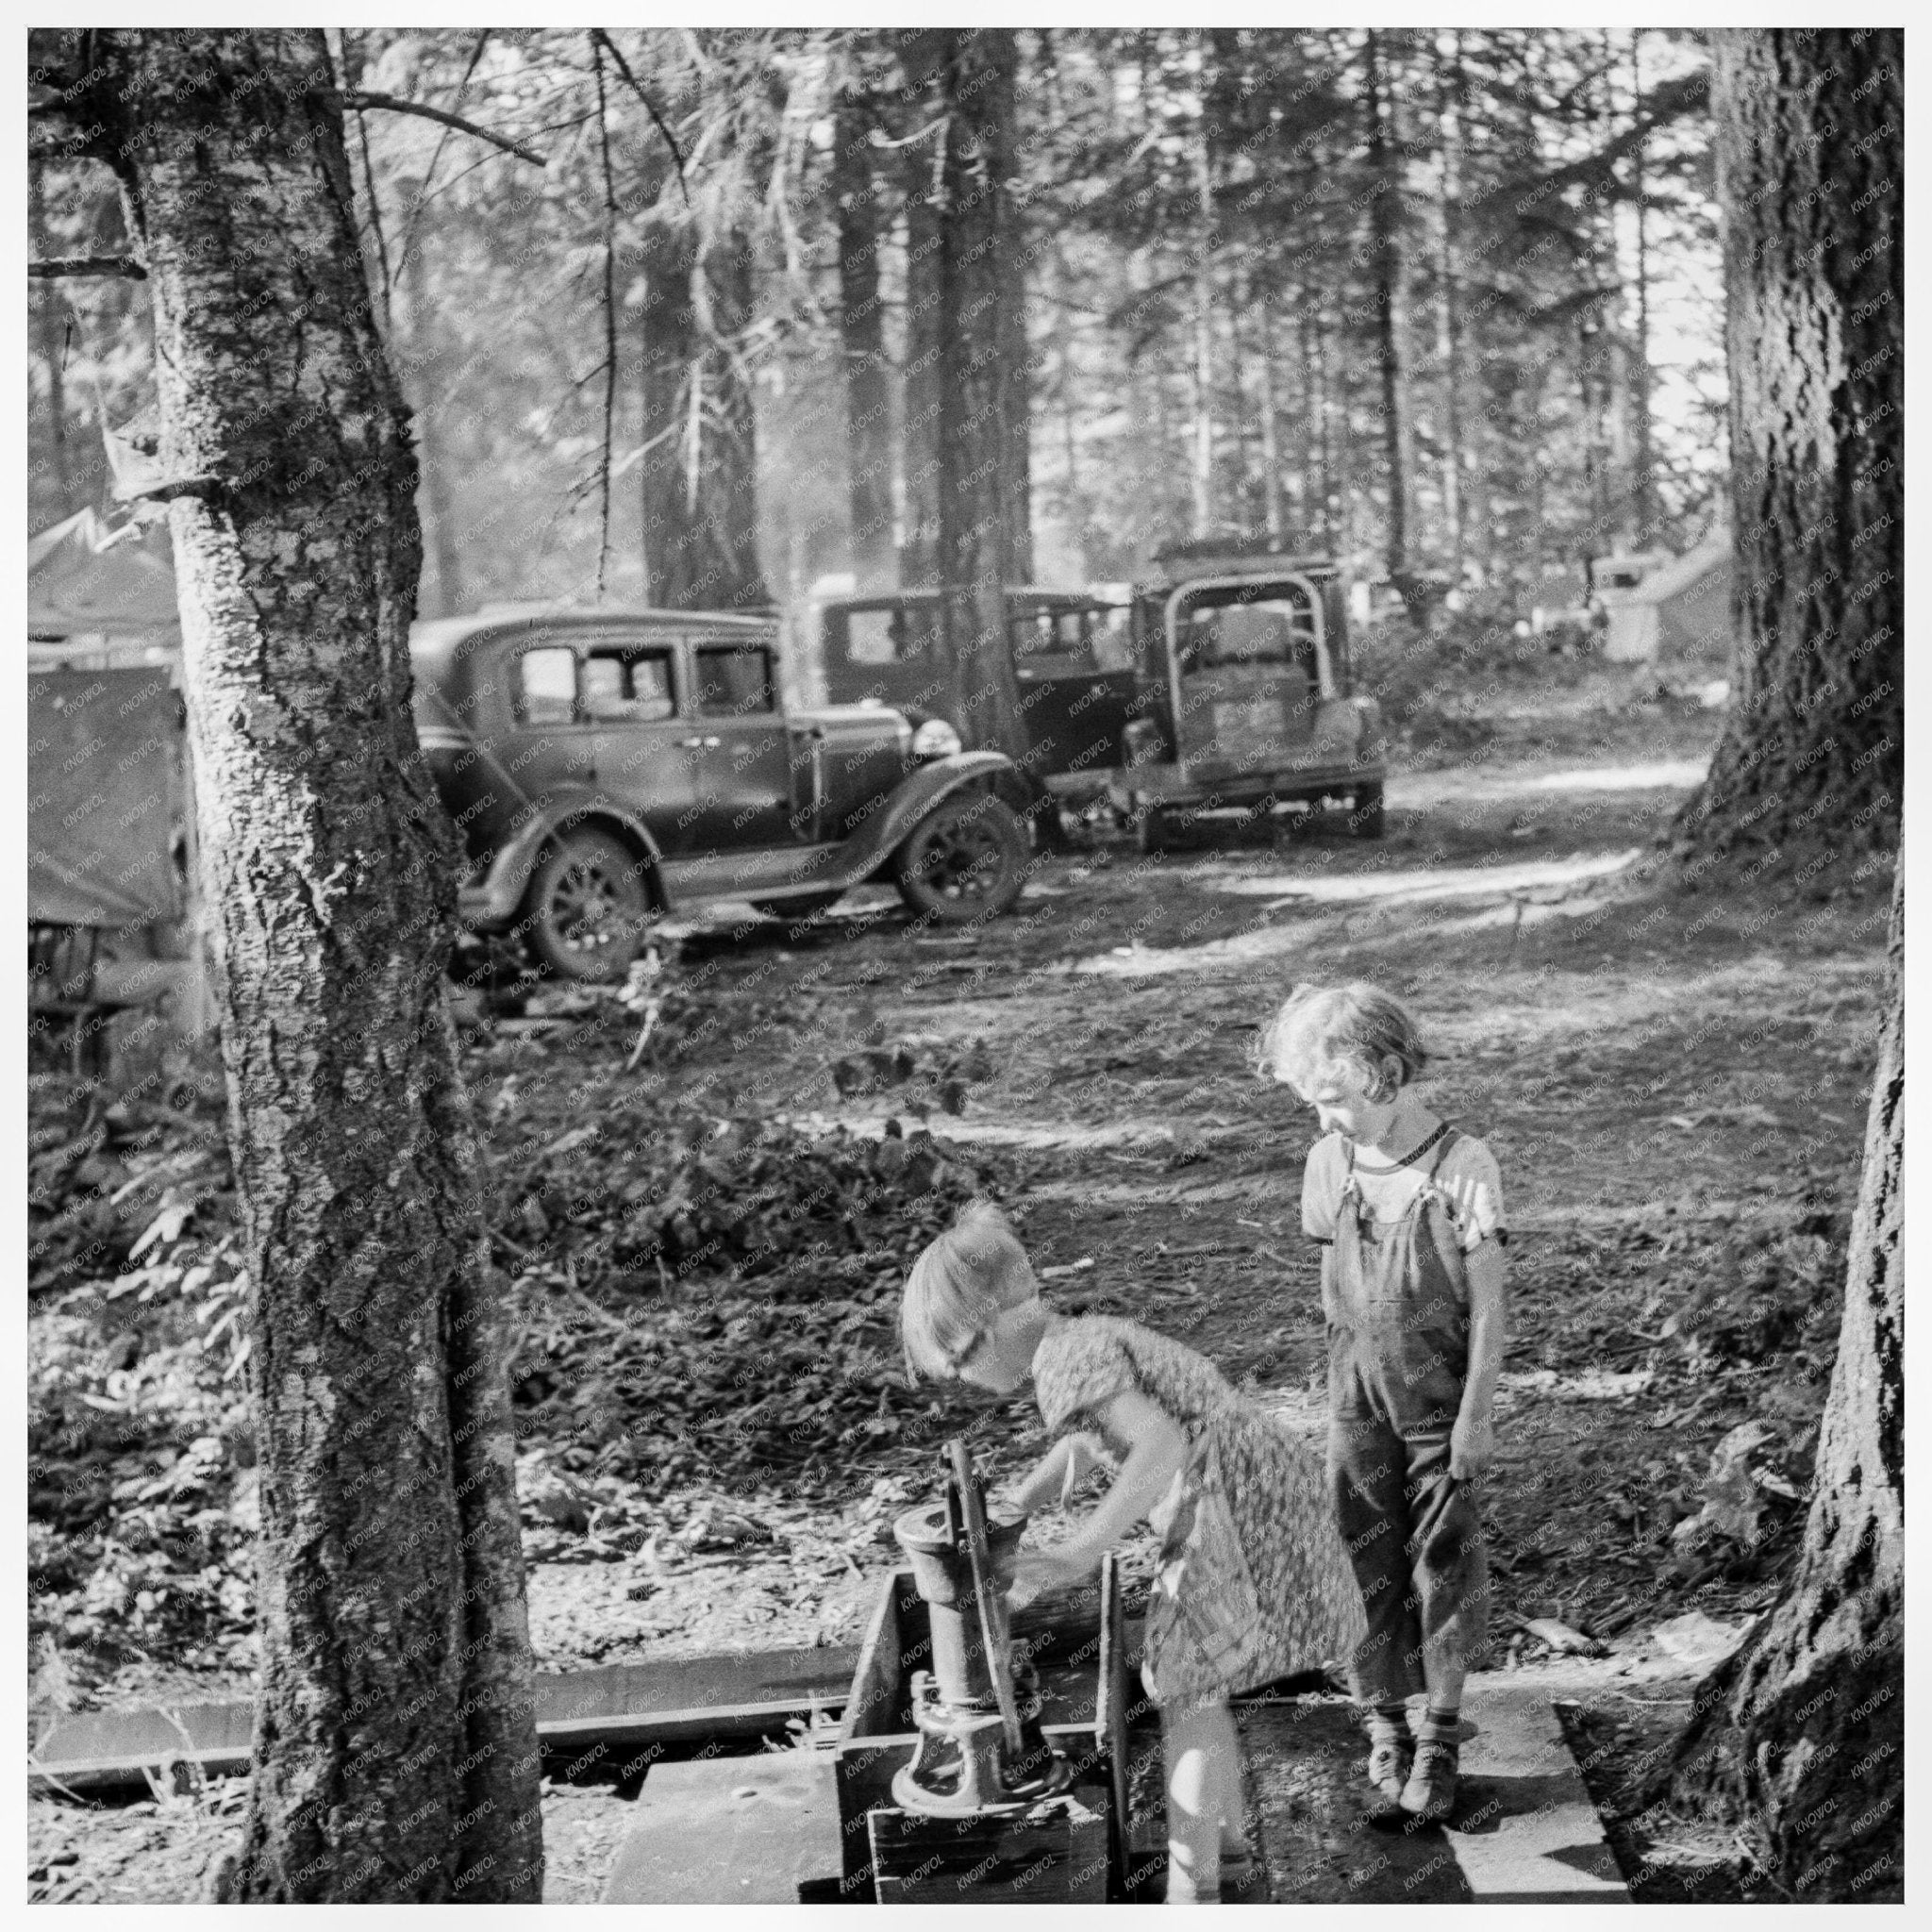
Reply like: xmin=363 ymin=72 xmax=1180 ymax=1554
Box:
xmin=28 ymin=511 xmax=189 ymax=911
xmin=1601 ymin=527 xmax=1735 ymax=663
xmin=29 ymin=507 xmax=181 ymax=655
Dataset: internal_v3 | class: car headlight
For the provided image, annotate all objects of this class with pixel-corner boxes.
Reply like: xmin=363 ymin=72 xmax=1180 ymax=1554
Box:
xmin=910 ymin=718 xmax=962 ymax=758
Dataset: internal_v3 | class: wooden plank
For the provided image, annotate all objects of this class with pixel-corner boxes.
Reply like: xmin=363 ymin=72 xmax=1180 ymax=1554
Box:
xmin=837 ymin=1567 xmax=908 ymax=1746
xmin=31 ymin=1647 xmax=858 ymax=1794
xmin=1098 ymin=1550 xmax=1131 ymax=1899
xmin=869 ymin=1787 xmax=1110 ymax=1904
xmin=1445 ymin=1681 xmax=1631 ymax=1903
xmin=600 ymin=1752 xmax=844 ymax=1904
xmin=834 ymin=1571 xmax=919 ymax=1885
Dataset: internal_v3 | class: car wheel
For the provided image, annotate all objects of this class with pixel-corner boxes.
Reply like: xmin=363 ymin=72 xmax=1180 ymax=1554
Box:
xmin=892 ymin=792 xmax=1027 ymax=923
xmin=1349 ymin=783 xmax=1386 ymax=840
xmin=751 ymin=891 xmax=843 ymax=921
xmin=522 ymin=828 xmax=651 ymax=983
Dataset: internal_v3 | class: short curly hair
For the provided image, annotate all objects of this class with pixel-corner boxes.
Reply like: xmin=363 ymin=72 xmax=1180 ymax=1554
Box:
xmin=1256 ymin=980 xmax=1431 ymax=1104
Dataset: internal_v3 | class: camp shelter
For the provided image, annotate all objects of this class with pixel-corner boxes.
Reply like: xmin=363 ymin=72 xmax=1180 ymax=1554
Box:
xmin=1600 ymin=527 xmax=1735 ymax=663
xmin=29 ymin=507 xmax=182 ymax=666
xmin=28 ymin=512 xmax=206 ymax=1069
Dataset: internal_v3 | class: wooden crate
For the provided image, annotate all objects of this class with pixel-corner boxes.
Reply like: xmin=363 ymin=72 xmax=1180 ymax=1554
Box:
xmin=870 ymin=1788 xmax=1110 ymax=1904
xmin=834 ymin=1552 xmax=1134 ymax=1902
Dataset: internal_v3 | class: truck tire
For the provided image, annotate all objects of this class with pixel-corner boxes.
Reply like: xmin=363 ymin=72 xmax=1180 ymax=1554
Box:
xmin=522 ymin=828 xmax=652 ymax=982
xmin=892 ymin=792 xmax=1027 ymax=923
xmin=1349 ymin=783 xmax=1386 ymax=840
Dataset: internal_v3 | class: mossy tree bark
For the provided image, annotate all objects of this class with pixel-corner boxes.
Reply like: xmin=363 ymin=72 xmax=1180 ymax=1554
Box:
xmin=49 ymin=27 xmax=541 ymax=1903
xmin=1673 ymin=29 xmax=1902 ymax=872
xmin=1653 ymin=851 xmax=1902 ymax=1899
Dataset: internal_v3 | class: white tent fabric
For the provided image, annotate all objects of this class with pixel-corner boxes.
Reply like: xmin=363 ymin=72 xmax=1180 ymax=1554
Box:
xmin=28 ymin=508 xmax=181 ymax=641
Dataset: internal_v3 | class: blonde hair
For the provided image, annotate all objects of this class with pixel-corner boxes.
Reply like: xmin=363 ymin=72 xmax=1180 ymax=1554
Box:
xmin=901 ymin=1200 xmax=1035 ymax=1382
xmin=1257 ymin=980 xmax=1430 ymax=1103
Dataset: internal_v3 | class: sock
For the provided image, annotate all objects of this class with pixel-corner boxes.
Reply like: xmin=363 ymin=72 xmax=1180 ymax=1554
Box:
xmin=1417 ymin=1705 xmax=1460 ymax=1746
xmin=1367 ymin=1701 xmax=1408 ymax=1743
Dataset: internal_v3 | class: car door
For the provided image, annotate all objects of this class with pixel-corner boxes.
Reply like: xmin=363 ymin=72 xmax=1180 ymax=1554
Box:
xmin=580 ymin=631 xmax=699 ymax=855
xmin=683 ymin=637 xmax=796 ymax=851
xmin=820 ymin=597 xmax=946 ymax=714
xmin=503 ymin=634 xmax=596 ymax=796
xmin=1010 ymin=605 xmax=1137 ymax=780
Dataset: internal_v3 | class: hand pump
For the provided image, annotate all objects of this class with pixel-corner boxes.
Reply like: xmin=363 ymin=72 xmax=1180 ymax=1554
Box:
xmin=950 ymin=1437 xmax=1024 ymax=1760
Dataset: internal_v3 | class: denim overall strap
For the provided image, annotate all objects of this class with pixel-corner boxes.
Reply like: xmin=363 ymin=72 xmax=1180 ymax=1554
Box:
xmin=1326 ymin=1126 xmax=1471 ymax=1437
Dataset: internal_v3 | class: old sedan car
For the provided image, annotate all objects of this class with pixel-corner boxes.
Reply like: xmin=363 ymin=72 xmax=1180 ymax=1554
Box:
xmin=409 ymin=607 xmax=1029 ymax=982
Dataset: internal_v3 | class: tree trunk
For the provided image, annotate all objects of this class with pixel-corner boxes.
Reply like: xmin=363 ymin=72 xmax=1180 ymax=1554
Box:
xmin=1053 ymin=242 xmax=1087 ymax=579
xmin=1362 ymin=29 xmax=1415 ymax=591
xmin=400 ymin=220 xmax=464 ymax=619
xmin=74 ymin=28 xmax=540 ymax=1903
xmin=641 ymin=220 xmax=700 ymax=605
xmin=924 ymin=26 xmax=1025 ymax=756
xmin=1629 ymin=30 xmax=1657 ymax=547
xmin=1190 ymin=46 xmax=1216 ymax=541
xmin=640 ymin=219 xmax=768 ymax=611
xmin=1654 ymin=851 xmax=1902 ymax=1899
xmin=29 ymin=165 xmax=75 ymax=518
xmin=834 ymin=92 xmax=895 ymax=592
xmin=1434 ymin=37 xmax=1467 ymax=577
xmin=699 ymin=231 xmax=769 ymax=610
xmin=898 ymin=177 xmax=943 ymax=591
xmin=1674 ymin=30 xmax=1902 ymax=868
xmin=1256 ymin=303 xmax=1284 ymax=546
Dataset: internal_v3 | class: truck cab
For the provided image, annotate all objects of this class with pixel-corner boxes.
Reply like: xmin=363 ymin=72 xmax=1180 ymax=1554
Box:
xmin=816 ymin=588 xmax=1138 ymax=796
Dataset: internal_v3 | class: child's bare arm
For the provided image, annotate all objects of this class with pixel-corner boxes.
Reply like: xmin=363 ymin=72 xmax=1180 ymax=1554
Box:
xmin=1451 ymin=1240 xmax=1507 ymax=1480
xmin=1003 ymin=1433 xmax=1106 ymax=1515
xmin=1016 ymin=1391 xmax=1188 ymax=1585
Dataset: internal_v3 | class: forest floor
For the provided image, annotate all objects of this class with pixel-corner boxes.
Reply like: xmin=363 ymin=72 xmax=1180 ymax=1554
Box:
xmin=28 ymin=654 xmax=1893 ymax=1904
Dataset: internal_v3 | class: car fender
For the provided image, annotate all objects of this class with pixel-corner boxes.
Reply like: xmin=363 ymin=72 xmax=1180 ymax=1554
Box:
xmin=459 ymin=787 xmax=666 ymax=927
xmin=841 ymin=750 xmax=1017 ymax=872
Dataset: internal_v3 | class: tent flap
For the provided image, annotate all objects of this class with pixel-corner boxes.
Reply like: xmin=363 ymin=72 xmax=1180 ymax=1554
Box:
xmin=29 ymin=670 xmax=186 ymax=927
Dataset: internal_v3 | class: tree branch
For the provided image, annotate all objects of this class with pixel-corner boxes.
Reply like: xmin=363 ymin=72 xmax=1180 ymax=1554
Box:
xmin=589 ymin=28 xmax=691 ymax=206
xmin=338 ymin=90 xmax=545 ymax=168
xmin=29 ymin=255 xmax=147 ymax=281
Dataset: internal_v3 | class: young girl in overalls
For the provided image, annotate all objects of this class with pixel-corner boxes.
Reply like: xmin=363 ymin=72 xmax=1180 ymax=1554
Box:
xmin=900 ymin=1202 xmax=1366 ymax=1904
xmin=1258 ymin=982 xmax=1507 ymax=1824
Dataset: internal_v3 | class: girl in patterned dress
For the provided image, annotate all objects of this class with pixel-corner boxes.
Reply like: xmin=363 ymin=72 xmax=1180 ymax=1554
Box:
xmin=901 ymin=1202 xmax=1366 ymax=1905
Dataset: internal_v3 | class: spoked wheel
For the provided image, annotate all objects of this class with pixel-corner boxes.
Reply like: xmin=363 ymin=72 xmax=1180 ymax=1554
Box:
xmin=522 ymin=828 xmax=652 ymax=982
xmin=892 ymin=792 xmax=1027 ymax=923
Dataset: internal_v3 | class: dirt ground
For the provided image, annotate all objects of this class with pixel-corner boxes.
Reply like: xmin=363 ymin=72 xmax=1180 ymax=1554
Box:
xmin=27 ymin=665 xmax=1893 ymax=1903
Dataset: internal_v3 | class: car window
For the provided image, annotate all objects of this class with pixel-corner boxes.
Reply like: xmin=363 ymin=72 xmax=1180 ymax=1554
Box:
xmin=584 ymin=647 xmax=675 ymax=723
xmin=693 ymin=643 xmax=776 ymax=716
xmin=1189 ymin=600 xmax=1319 ymax=678
xmin=515 ymin=645 xmax=578 ymax=725
xmin=1011 ymin=608 xmax=1098 ymax=675
xmin=845 ymin=610 xmax=901 ymax=665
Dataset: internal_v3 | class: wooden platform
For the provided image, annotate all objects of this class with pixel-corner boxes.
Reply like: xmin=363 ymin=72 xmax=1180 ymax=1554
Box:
xmin=1240 ymin=1677 xmax=1630 ymax=1905
xmin=30 ymin=1645 xmax=858 ymax=1793
xmin=1446 ymin=1680 xmax=1630 ymax=1903
xmin=600 ymin=1753 xmax=846 ymax=1905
